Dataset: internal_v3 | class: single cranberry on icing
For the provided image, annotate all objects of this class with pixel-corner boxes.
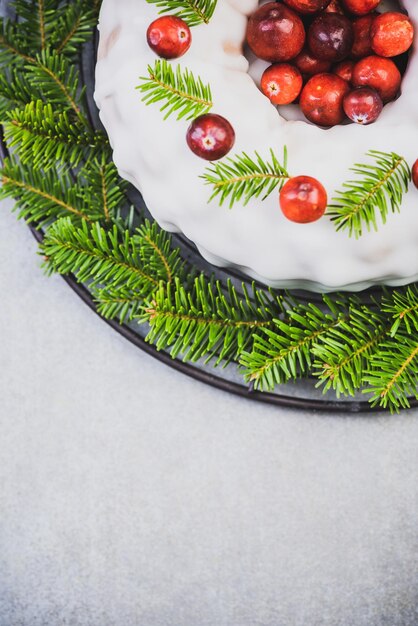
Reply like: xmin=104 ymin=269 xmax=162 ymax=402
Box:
xmin=352 ymin=55 xmax=401 ymax=103
xmin=279 ymin=176 xmax=328 ymax=223
xmin=300 ymin=73 xmax=350 ymax=126
xmin=412 ymin=160 xmax=418 ymax=189
xmin=334 ymin=59 xmax=355 ymax=82
xmin=294 ymin=48 xmax=332 ymax=76
xmin=283 ymin=0 xmax=331 ymax=15
xmin=341 ymin=0 xmax=380 ymax=17
xmin=351 ymin=14 xmax=375 ymax=59
xmin=146 ymin=16 xmax=191 ymax=59
xmin=186 ymin=114 xmax=235 ymax=161
xmin=261 ymin=64 xmax=303 ymax=105
xmin=246 ymin=3 xmax=306 ymax=63
xmin=308 ymin=14 xmax=354 ymax=62
xmin=371 ymin=12 xmax=415 ymax=58
xmin=343 ymin=87 xmax=383 ymax=124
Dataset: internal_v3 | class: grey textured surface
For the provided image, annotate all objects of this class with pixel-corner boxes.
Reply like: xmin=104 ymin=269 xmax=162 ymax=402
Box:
xmin=1 ymin=199 xmax=418 ymax=626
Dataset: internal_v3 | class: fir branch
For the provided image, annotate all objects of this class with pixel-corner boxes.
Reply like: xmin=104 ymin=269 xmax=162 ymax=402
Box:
xmin=313 ymin=302 xmax=390 ymax=397
xmin=137 ymin=59 xmax=212 ymax=121
xmin=11 ymin=0 xmax=61 ymax=52
xmin=328 ymin=150 xmax=411 ymax=238
xmin=364 ymin=327 xmax=418 ymax=412
xmin=27 ymin=50 xmax=87 ymax=124
xmin=41 ymin=218 xmax=160 ymax=295
xmin=202 ymin=148 xmax=289 ymax=208
xmin=0 ymin=158 xmax=100 ymax=226
xmin=93 ymin=221 xmax=186 ymax=322
xmin=381 ymin=285 xmax=418 ymax=336
xmin=79 ymin=158 xmax=128 ymax=224
xmin=0 ymin=19 xmax=37 ymax=66
xmin=3 ymin=101 xmax=106 ymax=171
xmin=0 ymin=70 xmax=37 ymax=119
xmin=145 ymin=0 xmax=218 ymax=26
xmin=240 ymin=298 xmax=346 ymax=389
xmin=142 ymin=277 xmax=285 ymax=365
xmin=50 ymin=0 xmax=98 ymax=55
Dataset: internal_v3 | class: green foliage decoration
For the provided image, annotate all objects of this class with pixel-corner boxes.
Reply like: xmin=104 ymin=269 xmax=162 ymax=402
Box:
xmin=138 ymin=59 xmax=213 ymax=121
xmin=145 ymin=0 xmax=218 ymax=27
xmin=0 ymin=0 xmax=417 ymax=412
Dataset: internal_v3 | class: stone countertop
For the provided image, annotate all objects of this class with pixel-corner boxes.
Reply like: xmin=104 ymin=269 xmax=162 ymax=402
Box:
xmin=1 ymin=198 xmax=418 ymax=626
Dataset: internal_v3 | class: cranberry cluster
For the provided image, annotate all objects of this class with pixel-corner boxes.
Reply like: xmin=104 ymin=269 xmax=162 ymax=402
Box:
xmin=248 ymin=0 xmax=414 ymax=126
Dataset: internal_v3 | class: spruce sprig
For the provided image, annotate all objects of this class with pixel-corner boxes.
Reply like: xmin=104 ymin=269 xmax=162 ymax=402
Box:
xmin=0 ymin=70 xmax=36 ymax=119
xmin=313 ymin=303 xmax=389 ymax=397
xmin=240 ymin=298 xmax=346 ymax=389
xmin=328 ymin=150 xmax=411 ymax=238
xmin=202 ymin=148 xmax=290 ymax=208
xmin=28 ymin=50 xmax=88 ymax=124
xmin=0 ymin=158 xmax=101 ymax=226
xmin=137 ymin=59 xmax=213 ymax=121
xmin=143 ymin=277 xmax=285 ymax=365
xmin=364 ymin=327 xmax=418 ymax=412
xmin=41 ymin=218 xmax=161 ymax=295
xmin=145 ymin=0 xmax=218 ymax=27
xmin=381 ymin=285 xmax=418 ymax=336
xmin=3 ymin=101 xmax=106 ymax=170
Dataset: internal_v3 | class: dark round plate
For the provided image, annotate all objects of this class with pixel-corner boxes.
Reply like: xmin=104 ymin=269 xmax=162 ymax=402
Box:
xmin=1 ymin=1 xmax=416 ymax=414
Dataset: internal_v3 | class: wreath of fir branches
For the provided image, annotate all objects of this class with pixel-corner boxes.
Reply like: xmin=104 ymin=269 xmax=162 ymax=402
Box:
xmin=0 ymin=0 xmax=417 ymax=412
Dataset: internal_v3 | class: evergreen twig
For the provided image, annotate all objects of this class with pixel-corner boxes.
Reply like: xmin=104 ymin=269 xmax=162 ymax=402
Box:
xmin=328 ymin=150 xmax=411 ymax=238
xmin=145 ymin=0 xmax=218 ymax=26
xmin=137 ymin=59 xmax=213 ymax=121
xmin=202 ymin=148 xmax=289 ymax=208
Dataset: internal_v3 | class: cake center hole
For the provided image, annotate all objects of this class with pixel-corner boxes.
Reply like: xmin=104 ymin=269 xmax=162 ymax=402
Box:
xmin=245 ymin=0 xmax=412 ymax=127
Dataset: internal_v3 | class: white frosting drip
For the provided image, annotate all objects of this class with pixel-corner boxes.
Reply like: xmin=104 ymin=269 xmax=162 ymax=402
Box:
xmin=95 ymin=0 xmax=418 ymax=292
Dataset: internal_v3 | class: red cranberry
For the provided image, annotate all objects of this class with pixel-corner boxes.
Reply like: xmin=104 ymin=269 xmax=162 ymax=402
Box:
xmin=261 ymin=64 xmax=303 ymax=105
xmin=343 ymin=87 xmax=383 ymax=124
xmin=283 ymin=0 xmax=331 ymax=15
xmin=308 ymin=14 xmax=354 ymax=62
xmin=186 ymin=114 xmax=235 ymax=161
xmin=324 ymin=0 xmax=346 ymax=14
xmin=412 ymin=160 xmax=418 ymax=189
xmin=334 ymin=59 xmax=355 ymax=82
xmin=246 ymin=3 xmax=306 ymax=63
xmin=294 ymin=48 xmax=332 ymax=76
xmin=341 ymin=0 xmax=380 ymax=17
xmin=146 ymin=16 xmax=191 ymax=59
xmin=351 ymin=14 xmax=375 ymax=58
xmin=371 ymin=12 xmax=414 ymax=58
xmin=300 ymin=73 xmax=350 ymax=126
xmin=352 ymin=55 xmax=401 ymax=103
xmin=280 ymin=176 xmax=328 ymax=223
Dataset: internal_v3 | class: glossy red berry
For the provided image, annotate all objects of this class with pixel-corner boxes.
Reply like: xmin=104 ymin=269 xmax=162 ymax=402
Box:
xmin=352 ymin=55 xmax=401 ymax=103
xmin=300 ymin=73 xmax=350 ymax=126
xmin=341 ymin=0 xmax=380 ymax=17
xmin=294 ymin=48 xmax=332 ymax=76
xmin=334 ymin=59 xmax=355 ymax=82
xmin=412 ymin=160 xmax=418 ymax=189
xmin=324 ymin=0 xmax=346 ymax=14
xmin=280 ymin=176 xmax=328 ymax=223
xmin=308 ymin=14 xmax=354 ymax=62
xmin=261 ymin=64 xmax=303 ymax=105
xmin=146 ymin=16 xmax=191 ymax=59
xmin=351 ymin=14 xmax=375 ymax=58
xmin=371 ymin=12 xmax=414 ymax=58
xmin=283 ymin=0 xmax=331 ymax=15
xmin=246 ymin=3 xmax=306 ymax=63
xmin=343 ymin=87 xmax=383 ymax=124
xmin=186 ymin=114 xmax=235 ymax=161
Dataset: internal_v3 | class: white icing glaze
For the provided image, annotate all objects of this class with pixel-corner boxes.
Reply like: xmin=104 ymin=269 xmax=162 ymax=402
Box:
xmin=95 ymin=0 xmax=418 ymax=292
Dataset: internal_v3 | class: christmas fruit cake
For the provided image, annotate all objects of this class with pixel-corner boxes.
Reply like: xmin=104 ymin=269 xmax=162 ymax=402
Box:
xmin=94 ymin=0 xmax=418 ymax=292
